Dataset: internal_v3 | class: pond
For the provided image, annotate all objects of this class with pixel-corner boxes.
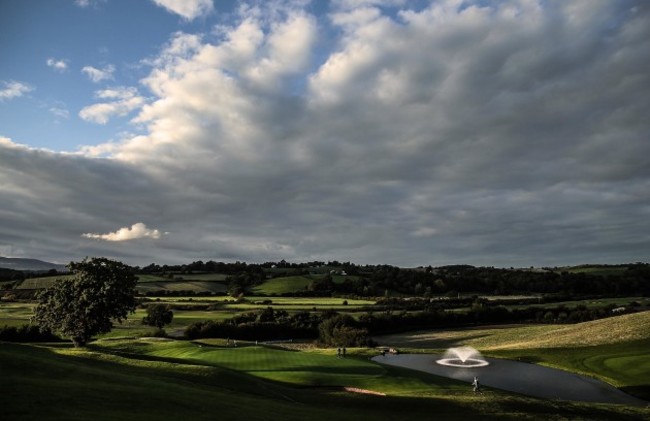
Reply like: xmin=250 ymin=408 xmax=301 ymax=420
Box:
xmin=372 ymin=354 xmax=647 ymax=406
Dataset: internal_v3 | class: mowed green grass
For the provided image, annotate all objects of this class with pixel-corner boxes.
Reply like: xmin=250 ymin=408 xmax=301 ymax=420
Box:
xmin=2 ymin=340 xmax=645 ymax=421
xmin=101 ymin=340 xmax=387 ymax=387
xmin=0 ymin=342 xmax=386 ymax=421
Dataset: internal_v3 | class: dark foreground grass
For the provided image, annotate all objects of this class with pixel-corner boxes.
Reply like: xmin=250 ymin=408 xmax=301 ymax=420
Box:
xmin=2 ymin=341 xmax=647 ymax=420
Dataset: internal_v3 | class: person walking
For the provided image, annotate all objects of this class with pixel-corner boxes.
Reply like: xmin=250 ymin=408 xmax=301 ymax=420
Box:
xmin=472 ymin=377 xmax=481 ymax=393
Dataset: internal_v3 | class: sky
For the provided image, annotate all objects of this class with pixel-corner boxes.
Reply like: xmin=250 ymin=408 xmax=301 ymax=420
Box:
xmin=0 ymin=0 xmax=649 ymax=268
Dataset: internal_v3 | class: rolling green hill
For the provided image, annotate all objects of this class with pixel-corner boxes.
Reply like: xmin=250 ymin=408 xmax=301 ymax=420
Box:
xmin=14 ymin=273 xmax=229 ymax=295
xmin=2 ymin=339 xmax=645 ymax=420
xmin=136 ymin=280 xmax=227 ymax=294
xmin=252 ymin=276 xmax=313 ymax=295
xmin=378 ymin=311 xmax=650 ymax=351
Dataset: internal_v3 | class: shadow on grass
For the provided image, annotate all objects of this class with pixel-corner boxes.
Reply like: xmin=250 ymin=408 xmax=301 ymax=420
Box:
xmin=2 ymin=342 xmax=648 ymax=420
xmin=489 ymin=354 xmax=543 ymax=364
xmin=620 ymin=385 xmax=650 ymax=402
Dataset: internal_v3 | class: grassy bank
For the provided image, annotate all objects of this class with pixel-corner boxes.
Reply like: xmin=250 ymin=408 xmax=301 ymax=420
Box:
xmin=2 ymin=340 xmax=646 ymax=420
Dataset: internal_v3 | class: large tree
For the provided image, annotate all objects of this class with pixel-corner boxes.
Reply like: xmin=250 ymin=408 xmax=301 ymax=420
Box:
xmin=32 ymin=257 xmax=137 ymax=347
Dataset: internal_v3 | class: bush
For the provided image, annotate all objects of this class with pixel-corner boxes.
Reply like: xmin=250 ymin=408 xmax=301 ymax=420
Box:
xmin=142 ymin=304 xmax=174 ymax=329
xmin=318 ymin=314 xmax=374 ymax=347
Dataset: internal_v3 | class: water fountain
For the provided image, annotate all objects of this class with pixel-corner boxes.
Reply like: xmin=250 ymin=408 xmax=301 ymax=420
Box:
xmin=436 ymin=346 xmax=489 ymax=368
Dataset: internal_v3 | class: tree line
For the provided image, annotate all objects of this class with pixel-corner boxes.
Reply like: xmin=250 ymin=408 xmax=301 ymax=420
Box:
xmin=219 ymin=263 xmax=650 ymax=298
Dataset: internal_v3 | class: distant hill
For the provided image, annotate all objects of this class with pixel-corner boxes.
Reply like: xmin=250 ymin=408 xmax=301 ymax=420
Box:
xmin=0 ymin=257 xmax=67 ymax=272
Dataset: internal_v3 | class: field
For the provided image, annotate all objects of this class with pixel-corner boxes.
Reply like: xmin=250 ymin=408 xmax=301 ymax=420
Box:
xmin=251 ymin=275 xmax=313 ymax=294
xmin=2 ymin=303 xmax=650 ymax=419
xmin=2 ymin=334 xmax=648 ymax=420
xmin=12 ymin=273 xmax=231 ymax=295
xmin=2 ymin=270 xmax=650 ymax=419
xmin=11 ymin=272 xmax=358 ymax=296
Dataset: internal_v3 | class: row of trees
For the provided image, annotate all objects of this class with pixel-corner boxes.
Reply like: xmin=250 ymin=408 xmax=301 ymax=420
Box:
xmin=183 ymin=298 xmax=630 ymax=347
xmin=293 ymin=264 xmax=650 ymax=297
xmin=184 ymin=307 xmax=375 ymax=347
xmin=149 ymin=262 xmax=649 ymax=298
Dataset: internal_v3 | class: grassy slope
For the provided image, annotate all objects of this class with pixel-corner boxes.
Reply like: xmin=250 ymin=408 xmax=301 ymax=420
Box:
xmin=379 ymin=311 xmax=650 ymax=350
xmin=0 ymin=342 xmax=355 ymax=421
xmin=1 ymin=337 xmax=646 ymax=420
xmin=252 ymin=276 xmax=313 ymax=295
xmin=15 ymin=275 xmax=73 ymax=289
xmin=136 ymin=280 xmax=228 ymax=294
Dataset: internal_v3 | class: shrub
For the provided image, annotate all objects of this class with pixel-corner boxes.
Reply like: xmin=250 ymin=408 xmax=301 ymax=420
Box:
xmin=0 ymin=324 xmax=62 ymax=342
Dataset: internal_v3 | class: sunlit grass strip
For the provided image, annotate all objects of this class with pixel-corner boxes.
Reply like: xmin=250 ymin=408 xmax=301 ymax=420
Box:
xmin=251 ymin=276 xmax=313 ymax=294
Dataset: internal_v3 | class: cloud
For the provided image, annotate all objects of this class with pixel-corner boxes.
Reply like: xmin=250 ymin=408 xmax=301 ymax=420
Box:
xmin=46 ymin=58 xmax=69 ymax=72
xmin=151 ymin=0 xmax=213 ymax=21
xmin=74 ymin=0 xmax=104 ymax=7
xmin=0 ymin=80 xmax=33 ymax=101
xmin=49 ymin=107 xmax=70 ymax=119
xmin=82 ymin=223 xmax=163 ymax=241
xmin=108 ymin=2 xmax=650 ymax=266
xmin=79 ymin=87 xmax=145 ymax=124
xmin=2 ymin=1 xmax=650 ymax=267
xmin=81 ymin=64 xmax=115 ymax=82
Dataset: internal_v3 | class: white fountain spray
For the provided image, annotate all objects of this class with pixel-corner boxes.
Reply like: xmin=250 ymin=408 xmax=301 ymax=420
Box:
xmin=436 ymin=346 xmax=489 ymax=368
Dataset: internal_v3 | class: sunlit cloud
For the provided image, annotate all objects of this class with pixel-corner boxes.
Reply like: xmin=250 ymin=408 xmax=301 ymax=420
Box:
xmin=79 ymin=86 xmax=145 ymax=124
xmin=151 ymin=0 xmax=213 ymax=21
xmin=82 ymin=223 xmax=163 ymax=241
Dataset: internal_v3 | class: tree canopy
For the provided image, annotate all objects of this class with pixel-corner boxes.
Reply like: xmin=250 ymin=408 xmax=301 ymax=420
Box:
xmin=142 ymin=304 xmax=174 ymax=329
xmin=32 ymin=257 xmax=137 ymax=347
